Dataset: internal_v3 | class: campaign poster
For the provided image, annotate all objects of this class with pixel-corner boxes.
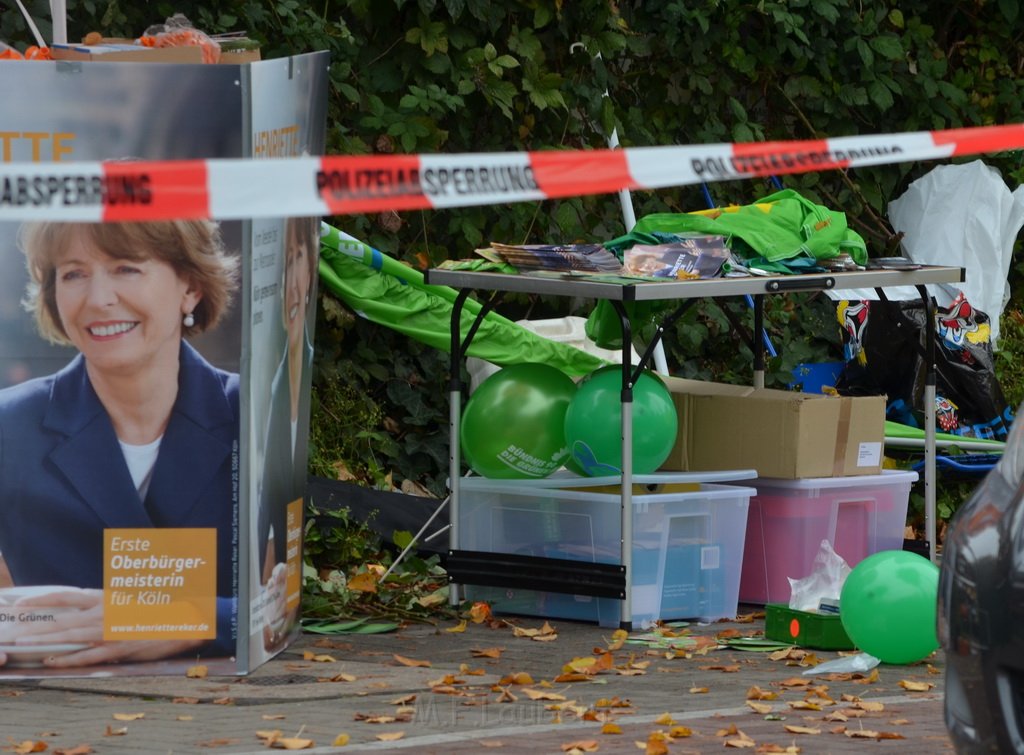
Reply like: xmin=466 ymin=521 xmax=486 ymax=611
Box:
xmin=0 ymin=52 xmax=328 ymax=677
xmin=245 ymin=54 xmax=327 ymax=670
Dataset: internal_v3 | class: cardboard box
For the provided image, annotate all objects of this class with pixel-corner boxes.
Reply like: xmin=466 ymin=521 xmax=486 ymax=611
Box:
xmin=659 ymin=377 xmax=885 ymax=478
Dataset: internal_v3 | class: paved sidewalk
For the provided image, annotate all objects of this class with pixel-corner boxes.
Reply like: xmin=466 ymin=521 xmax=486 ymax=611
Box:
xmin=0 ymin=609 xmax=951 ymax=754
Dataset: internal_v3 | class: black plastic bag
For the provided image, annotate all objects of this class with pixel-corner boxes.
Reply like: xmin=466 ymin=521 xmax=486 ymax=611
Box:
xmin=834 ymin=293 xmax=1013 ymax=441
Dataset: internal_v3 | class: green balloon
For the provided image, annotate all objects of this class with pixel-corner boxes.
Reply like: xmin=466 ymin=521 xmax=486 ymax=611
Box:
xmin=839 ymin=550 xmax=940 ymax=664
xmin=563 ymin=365 xmax=678 ymax=476
xmin=460 ymin=363 xmax=577 ymax=479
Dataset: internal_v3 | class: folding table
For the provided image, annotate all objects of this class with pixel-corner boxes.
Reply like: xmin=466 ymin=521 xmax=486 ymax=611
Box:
xmin=425 ymin=265 xmax=965 ymax=628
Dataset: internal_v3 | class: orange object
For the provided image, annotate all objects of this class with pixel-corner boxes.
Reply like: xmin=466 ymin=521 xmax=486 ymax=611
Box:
xmin=23 ymin=46 xmax=53 ymax=60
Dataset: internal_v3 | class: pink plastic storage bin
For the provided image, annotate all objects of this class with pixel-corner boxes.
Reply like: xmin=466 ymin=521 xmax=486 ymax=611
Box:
xmin=739 ymin=470 xmax=918 ymax=605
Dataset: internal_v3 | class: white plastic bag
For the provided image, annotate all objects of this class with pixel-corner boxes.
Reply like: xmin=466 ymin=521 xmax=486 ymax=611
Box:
xmin=787 ymin=539 xmax=851 ymax=612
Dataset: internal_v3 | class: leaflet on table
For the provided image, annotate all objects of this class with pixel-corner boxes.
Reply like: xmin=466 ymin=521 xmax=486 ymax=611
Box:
xmin=622 ymin=236 xmax=730 ymax=279
xmin=484 ymin=235 xmax=731 ymax=281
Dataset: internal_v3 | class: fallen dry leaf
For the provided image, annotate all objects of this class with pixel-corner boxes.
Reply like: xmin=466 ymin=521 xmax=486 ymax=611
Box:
xmin=197 ymin=740 xmax=239 ymax=749
xmin=262 ymin=714 xmax=286 ymax=721
xmin=272 ymin=737 xmax=314 ymax=750
xmin=446 ymin=620 xmax=468 ymax=633
xmin=747 ymin=686 xmax=779 ymax=700
xmin=654 ymin=713 xmax=675 ymax=726
xmin=112 ymin=713 xmax=145 ymax=721
xmin=746 ymin=701 xmax=773 ymax=715
xmin=689 ymin=686 xmax=709 ymax=694
xmin=852 ymin=668 xmax=881 ymax=685
xmin=390 ymin=694 xmax=416 ymax=705
xmin=783 ymin=725 xmax=820 ymax=735
xmin=471 ymin=647 xmax=503 ymax=659
xmin=347 ymin=570 xmax=378 ymax=593
xmin=606 ymin=629 xmax=629 ymax=651
xmin=499 ymin=671 xmax=534 ymax=685
xmin=668 ymin=726 xmax=692 ymax=738
xmin=186 ymin=664 xmax=208 ymax=678
xmin=375 ymin=732 xmax=405 ymax=742
xmin=601 ymin=723 xmax=623 ymax=735
xmin=212 ymin=697 xmax=234 ymax=705
xmin=778 ymin=678 xmax=812 ymax=688
xmin=10 ymin=742 xmax=47 ymax=754
xmin=177 ymin=715 xmax=194 ymax=722
xmin=787 ymin=701 xmax=821 ymax=711
xmin=332 ymin=734 xmax=350 ymax=746
xmin=302 ymin=651 xmax=337 ymax=663
xmin=393 ymin=654 xmax=431 ymax=668
xmin=853 ymin=701 xmax=885 ymax=713
xmin=104 ymin=726 xmax=127 ymax=737
xmin=644 ymin=731 xmax=671 ymax=754
xmin=899 ymin=680 xmax=935 ymax=692
xmin=469 ymin=601 xmax=492 ymax=623
xmin=496 ymin=687 xmax=517 ymax=703
xmin=320 ymin=672 xmax=357 ymax=683
xmin=173 ymin=696 xmax=200 ymax=704
xmin=561 ymin=741 xmax=599 ymax=752
xmin=522 ymin=688 xmax=567 ymax=701
xmin=754 ymin=745 xmax=800 ymax=753
xmin=845 ymin=729 xmax=881 ymax=739
xmin=53 ymin=747 xmax=93 ymax=755
xmin=699 ymin=664 xmax=741 ymax=673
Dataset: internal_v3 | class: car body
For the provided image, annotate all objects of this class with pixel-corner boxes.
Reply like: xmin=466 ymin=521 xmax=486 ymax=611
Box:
xmin=938 ymin=405 xmax=1024 ymax=754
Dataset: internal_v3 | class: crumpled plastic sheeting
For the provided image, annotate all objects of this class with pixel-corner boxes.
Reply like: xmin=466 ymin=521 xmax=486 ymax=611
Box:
xmin=787 ymin=539 xmax=852 ymax=612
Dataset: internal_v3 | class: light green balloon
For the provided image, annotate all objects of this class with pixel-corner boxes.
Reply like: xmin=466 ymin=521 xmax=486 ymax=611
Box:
xmin=460 ymin=363 xmax=576 ymax=479
xmin=839 ymin=550 xmax=940 ymax=664
xmin=563 ymin=365 xmax=678 ymax=476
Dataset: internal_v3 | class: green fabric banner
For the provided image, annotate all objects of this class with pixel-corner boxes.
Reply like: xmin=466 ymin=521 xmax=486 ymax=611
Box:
xmin=318 ymin=225 xmax=610 ymax=378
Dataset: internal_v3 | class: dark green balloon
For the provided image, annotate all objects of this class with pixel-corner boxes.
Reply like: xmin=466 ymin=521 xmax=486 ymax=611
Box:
xmin=460 ymin=363 xmax=577 ymax=479
xmin=840 ymin=550 xmax=940 ymax=664
xmin=563 ymin=365 xmax=678 ymax=476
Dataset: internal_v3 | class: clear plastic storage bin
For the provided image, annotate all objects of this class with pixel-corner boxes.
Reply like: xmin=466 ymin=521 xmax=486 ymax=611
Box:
xmin=456 ymin=472 xmax=756 ymax=627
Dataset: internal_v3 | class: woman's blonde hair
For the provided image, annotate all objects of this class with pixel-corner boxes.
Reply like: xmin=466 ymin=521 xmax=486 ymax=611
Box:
xmin=19 ymin=220 xmax=240 ymax=345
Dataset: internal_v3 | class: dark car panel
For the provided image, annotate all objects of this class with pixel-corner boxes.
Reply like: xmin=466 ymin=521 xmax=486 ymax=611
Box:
xmin=939 ymin=405 xmax=1024 ymax=754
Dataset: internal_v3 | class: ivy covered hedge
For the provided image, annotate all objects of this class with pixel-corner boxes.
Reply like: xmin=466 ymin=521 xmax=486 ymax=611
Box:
xmin=6 ymin=0 xmax=1023 ymax=497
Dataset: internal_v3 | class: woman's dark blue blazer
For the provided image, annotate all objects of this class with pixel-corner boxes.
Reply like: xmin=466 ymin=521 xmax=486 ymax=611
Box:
xmin=0 ymin=340 xmax=239 ymax=654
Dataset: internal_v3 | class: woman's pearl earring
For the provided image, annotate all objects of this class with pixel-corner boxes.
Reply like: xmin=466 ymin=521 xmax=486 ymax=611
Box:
xmin=183 ymin=312 xmax=195 ymax=328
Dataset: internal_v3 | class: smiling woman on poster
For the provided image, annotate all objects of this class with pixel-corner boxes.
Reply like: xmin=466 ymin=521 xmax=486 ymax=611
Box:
xmin=256 ymin=216 xmax=318 ymax=652
xmin=0 ymin=220 xmax=240 ymax=669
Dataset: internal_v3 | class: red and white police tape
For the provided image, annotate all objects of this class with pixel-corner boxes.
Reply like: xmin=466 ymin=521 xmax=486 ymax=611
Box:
xmin=2 ymin=123 xmax=1023 ymax=221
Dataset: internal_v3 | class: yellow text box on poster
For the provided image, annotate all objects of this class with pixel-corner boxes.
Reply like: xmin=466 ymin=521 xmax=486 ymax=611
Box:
xmin=286 ymin=498 xmax=303 ymax=612
xmin=103 ymin=528 xmax=217 ymax=641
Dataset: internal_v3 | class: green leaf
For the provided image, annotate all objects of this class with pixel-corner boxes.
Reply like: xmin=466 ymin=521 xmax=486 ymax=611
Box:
xmin=888 ymin=9 xmax=905 ymax=28
xmin=856 ymin=38 xmax=873 ymax=68
xmin=868 ymin=80 xmax=894 ymax=111
xmin=999 ymin=0 xmax=1019 ymax=22
xmin=493 ymin=54 xmax=519 ymax=69
xmin=301 ymin=617 xmax=400 ymax=634
xmin=869 ymin=35 xmax=904 ymax=61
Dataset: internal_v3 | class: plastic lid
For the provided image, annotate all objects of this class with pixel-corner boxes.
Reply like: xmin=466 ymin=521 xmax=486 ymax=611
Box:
xmin=753 ymin=469 xmax=919 ymax=490
xmin=457 ymin=468 xmax=758 ymax=490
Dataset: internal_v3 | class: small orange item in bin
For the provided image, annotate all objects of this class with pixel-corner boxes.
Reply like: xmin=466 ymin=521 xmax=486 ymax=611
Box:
xmin=24 ymin=46 xmax=53 ymax=60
